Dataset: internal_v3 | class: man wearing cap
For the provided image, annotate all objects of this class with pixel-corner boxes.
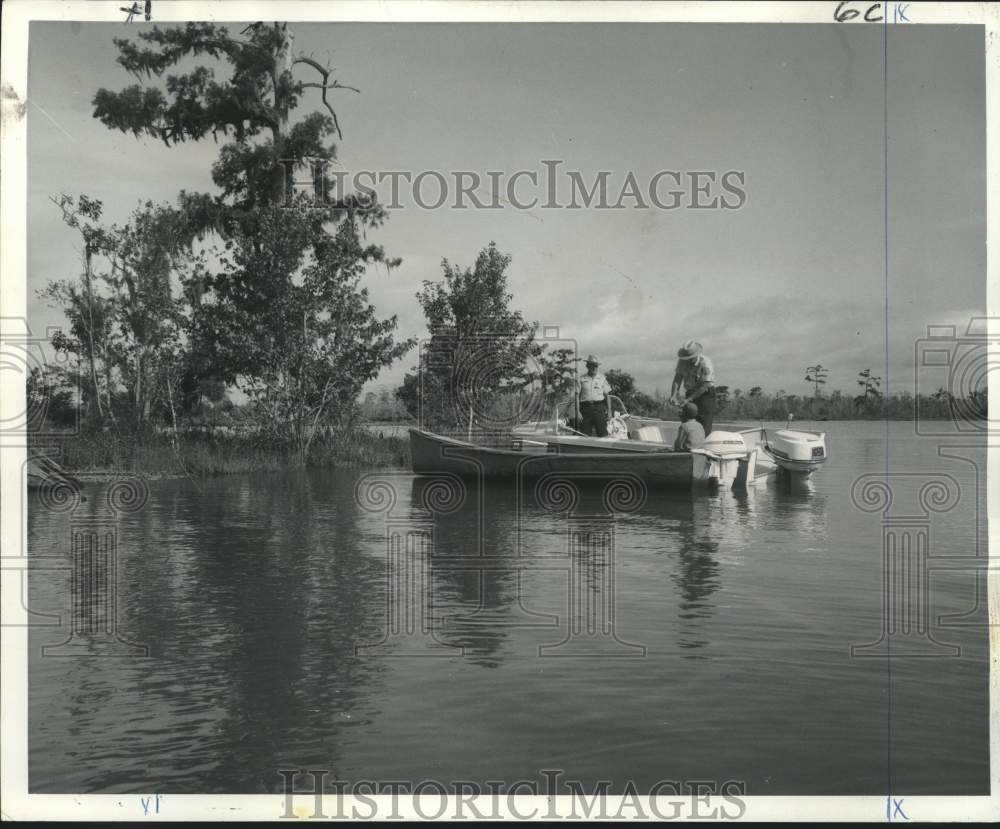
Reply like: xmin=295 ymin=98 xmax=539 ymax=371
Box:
xmin=670 ymin=340 xmax=717 ymax=436
xmin=673 ymin=401 xmax=706 ymax=451
xmin=574 ymin=355 xmax=612 ymax=437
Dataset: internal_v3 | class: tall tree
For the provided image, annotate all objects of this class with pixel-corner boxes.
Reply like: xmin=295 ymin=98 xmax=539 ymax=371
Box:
xmin=44 ymin=195 xmax=113 ymax=422
xmin=804 ymin=363 xmax=829 ymax=397
xmin=90 ymin=22 xmax=411 ymax=438
xmin=92 ymin=22 xmax=373 ymax=240
xmin=856 ymin=368 xmax=882 ymax=407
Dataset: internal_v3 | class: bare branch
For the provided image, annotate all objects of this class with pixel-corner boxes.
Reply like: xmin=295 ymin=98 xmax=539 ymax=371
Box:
xmin=300 ymin=81 xmax=361 ymax=94
xmin=292 ymin=56 xmax=360 ymax=139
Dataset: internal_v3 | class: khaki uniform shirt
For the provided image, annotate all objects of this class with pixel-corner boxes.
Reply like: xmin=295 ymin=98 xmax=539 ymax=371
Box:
xmin=673 ymin=355 xmax=715 ymax=396
xmin=577 ymin=372 xmax=610 ymax=402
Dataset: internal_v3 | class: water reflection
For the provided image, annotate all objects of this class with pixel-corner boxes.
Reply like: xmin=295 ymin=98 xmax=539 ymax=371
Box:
xmin=31 ymin=471 xmax=393 ymax=792
xmin=27 ymin=423 xmax=987 ymax=795
xmin=32 ymin=469 xmax=831 ymax=789
xmin=404 ymin=475 xmax=832 ymax=663
xmin=411 ymin=478 xmax=526 ymax=668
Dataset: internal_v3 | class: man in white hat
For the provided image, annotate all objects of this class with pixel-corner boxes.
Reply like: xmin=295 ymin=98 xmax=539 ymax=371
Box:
xmin=670 ymin=340 xmax=717 ymax=436
xmin=574 ymin=354 xmax=612 ymax=437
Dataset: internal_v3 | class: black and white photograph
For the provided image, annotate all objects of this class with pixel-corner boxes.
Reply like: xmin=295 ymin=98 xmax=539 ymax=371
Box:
xmin=1 ymin=0 xmax=997 ymax=821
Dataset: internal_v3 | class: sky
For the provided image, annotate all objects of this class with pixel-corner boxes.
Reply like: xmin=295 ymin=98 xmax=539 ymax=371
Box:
xmin=25 ymin=21 xmax=986 ymax=398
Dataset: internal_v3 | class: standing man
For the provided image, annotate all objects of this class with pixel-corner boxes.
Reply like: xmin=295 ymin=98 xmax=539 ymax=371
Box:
xmin=670 ymin=340 xmax=717 ymax=436
xmin=575 ymin=355 xmax=612 ymax=437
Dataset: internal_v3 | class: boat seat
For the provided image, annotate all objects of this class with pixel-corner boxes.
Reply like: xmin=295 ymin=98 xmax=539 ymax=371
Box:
xmin=637 ymin=425 xmax=671 ymax=444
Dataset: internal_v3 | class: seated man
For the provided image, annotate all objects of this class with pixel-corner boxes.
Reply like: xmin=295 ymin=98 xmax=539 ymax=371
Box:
xmin=674 ymin=401 xmax=706 ymax=451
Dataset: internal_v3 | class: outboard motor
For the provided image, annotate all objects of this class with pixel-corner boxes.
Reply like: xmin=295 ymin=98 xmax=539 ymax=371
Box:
xmin=691 ymin=431 xmax=749 ymax=489
xmin=769 ymin=430 xmax=826 ymax=463
xmin=701 ymin=431 xmax=750 ymax=458
xmin=764 ymin=429 xmax=827 ymax=477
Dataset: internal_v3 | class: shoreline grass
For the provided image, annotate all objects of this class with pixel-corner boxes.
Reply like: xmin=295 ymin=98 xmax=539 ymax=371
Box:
xmin=32 ymin=428 xmax=411 ymax=480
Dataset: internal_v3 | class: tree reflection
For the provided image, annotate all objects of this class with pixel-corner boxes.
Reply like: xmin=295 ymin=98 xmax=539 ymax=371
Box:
xmin=411 ymin=477 xmax=523 ymax=668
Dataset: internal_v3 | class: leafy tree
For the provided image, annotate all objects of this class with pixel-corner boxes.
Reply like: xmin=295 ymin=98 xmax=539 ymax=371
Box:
xmin=179 ymin=373 xmax=228 ymax=415
xmin=25 ymin=366 xmax=79 ymax=430
xmin=748 ymin=386 xmax=762 ymax=398
xmin=198 ymin=205 xmax=414 ymax=459
xmin=395 ymin=373 xmax=421 ymax=421
xmin=603 ymin=368 xmax=659 ymax=416
xmin=627 ymin=391 xmax=660 ymax=417
xmin=714 ymin=384 xmax=731 ymax=411
xmin=400 ymin=242 xmax=537 ymax=431
xmin=87 ymin=22 xmax=412 ymax=450
xmin=528 ymin=346 xmax=578 ymax=419
xmin=605 ymin=368 xmax=635 ymax=402
xmin=43 ymin=195 xmax=197 ymax=434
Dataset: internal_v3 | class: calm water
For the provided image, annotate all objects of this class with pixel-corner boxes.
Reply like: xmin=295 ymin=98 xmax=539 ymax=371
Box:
xmin=27 ymin=421 xmax=989 ymax=794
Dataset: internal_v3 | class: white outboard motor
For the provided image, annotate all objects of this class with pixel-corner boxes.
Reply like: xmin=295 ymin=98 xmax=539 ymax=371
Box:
xmin=691 ymin=431 xmax=749 ymax=489
xmin=769 ymin=430 xmax=825 ymax=462
xmin=765 ymin=429 xmax=827 ymax=476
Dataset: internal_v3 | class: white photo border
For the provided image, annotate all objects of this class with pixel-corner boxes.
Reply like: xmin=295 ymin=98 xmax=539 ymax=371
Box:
xmin=1 ymin=0 xmax=997 ymax=821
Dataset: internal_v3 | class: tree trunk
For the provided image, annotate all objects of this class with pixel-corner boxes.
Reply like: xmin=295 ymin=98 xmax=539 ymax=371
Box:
xmin=82 ymin=246 xmax=104 ymax=422
xmin=165 ymin=371 xmax=180 ymax=452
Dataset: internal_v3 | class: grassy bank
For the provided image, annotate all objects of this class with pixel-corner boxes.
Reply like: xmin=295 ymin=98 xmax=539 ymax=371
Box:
xmin=33 ymin=428 xmax=411 ymax=479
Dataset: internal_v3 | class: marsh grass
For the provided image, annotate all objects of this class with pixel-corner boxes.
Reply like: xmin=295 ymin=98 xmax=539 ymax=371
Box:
xmin=37 ymin=428 xmax=410 ymax=479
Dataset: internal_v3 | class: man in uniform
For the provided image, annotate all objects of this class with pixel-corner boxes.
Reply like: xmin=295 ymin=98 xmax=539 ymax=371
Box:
xmin=575 ymin=355 xmax=612 ymax=437
xmin=670 ymin=340 xmax=717 ymax=436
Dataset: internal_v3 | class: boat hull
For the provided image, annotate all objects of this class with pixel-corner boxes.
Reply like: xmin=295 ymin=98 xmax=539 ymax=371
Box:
xmin=502 ymin=418 xmax=828 ymax=489
xmin=410 ymin=429 xmax=696 ymax=488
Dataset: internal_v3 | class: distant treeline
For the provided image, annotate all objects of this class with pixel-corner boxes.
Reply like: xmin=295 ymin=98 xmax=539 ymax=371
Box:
xmin=359 ymin=374 xmax=985 ymax=429
xmin=712 ymin=388 xmax=983 ymax=422
xmin=603 ymin=375 xmax=986 ymax=422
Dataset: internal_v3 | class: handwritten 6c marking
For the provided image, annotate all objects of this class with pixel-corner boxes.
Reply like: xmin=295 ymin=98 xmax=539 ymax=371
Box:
xmin=834 ymin=1 xmax=883 ymax=22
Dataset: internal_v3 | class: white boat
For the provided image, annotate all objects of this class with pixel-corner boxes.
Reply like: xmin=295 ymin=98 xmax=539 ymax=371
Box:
xmin=510 ymin=397 xmax=827 ymax=488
